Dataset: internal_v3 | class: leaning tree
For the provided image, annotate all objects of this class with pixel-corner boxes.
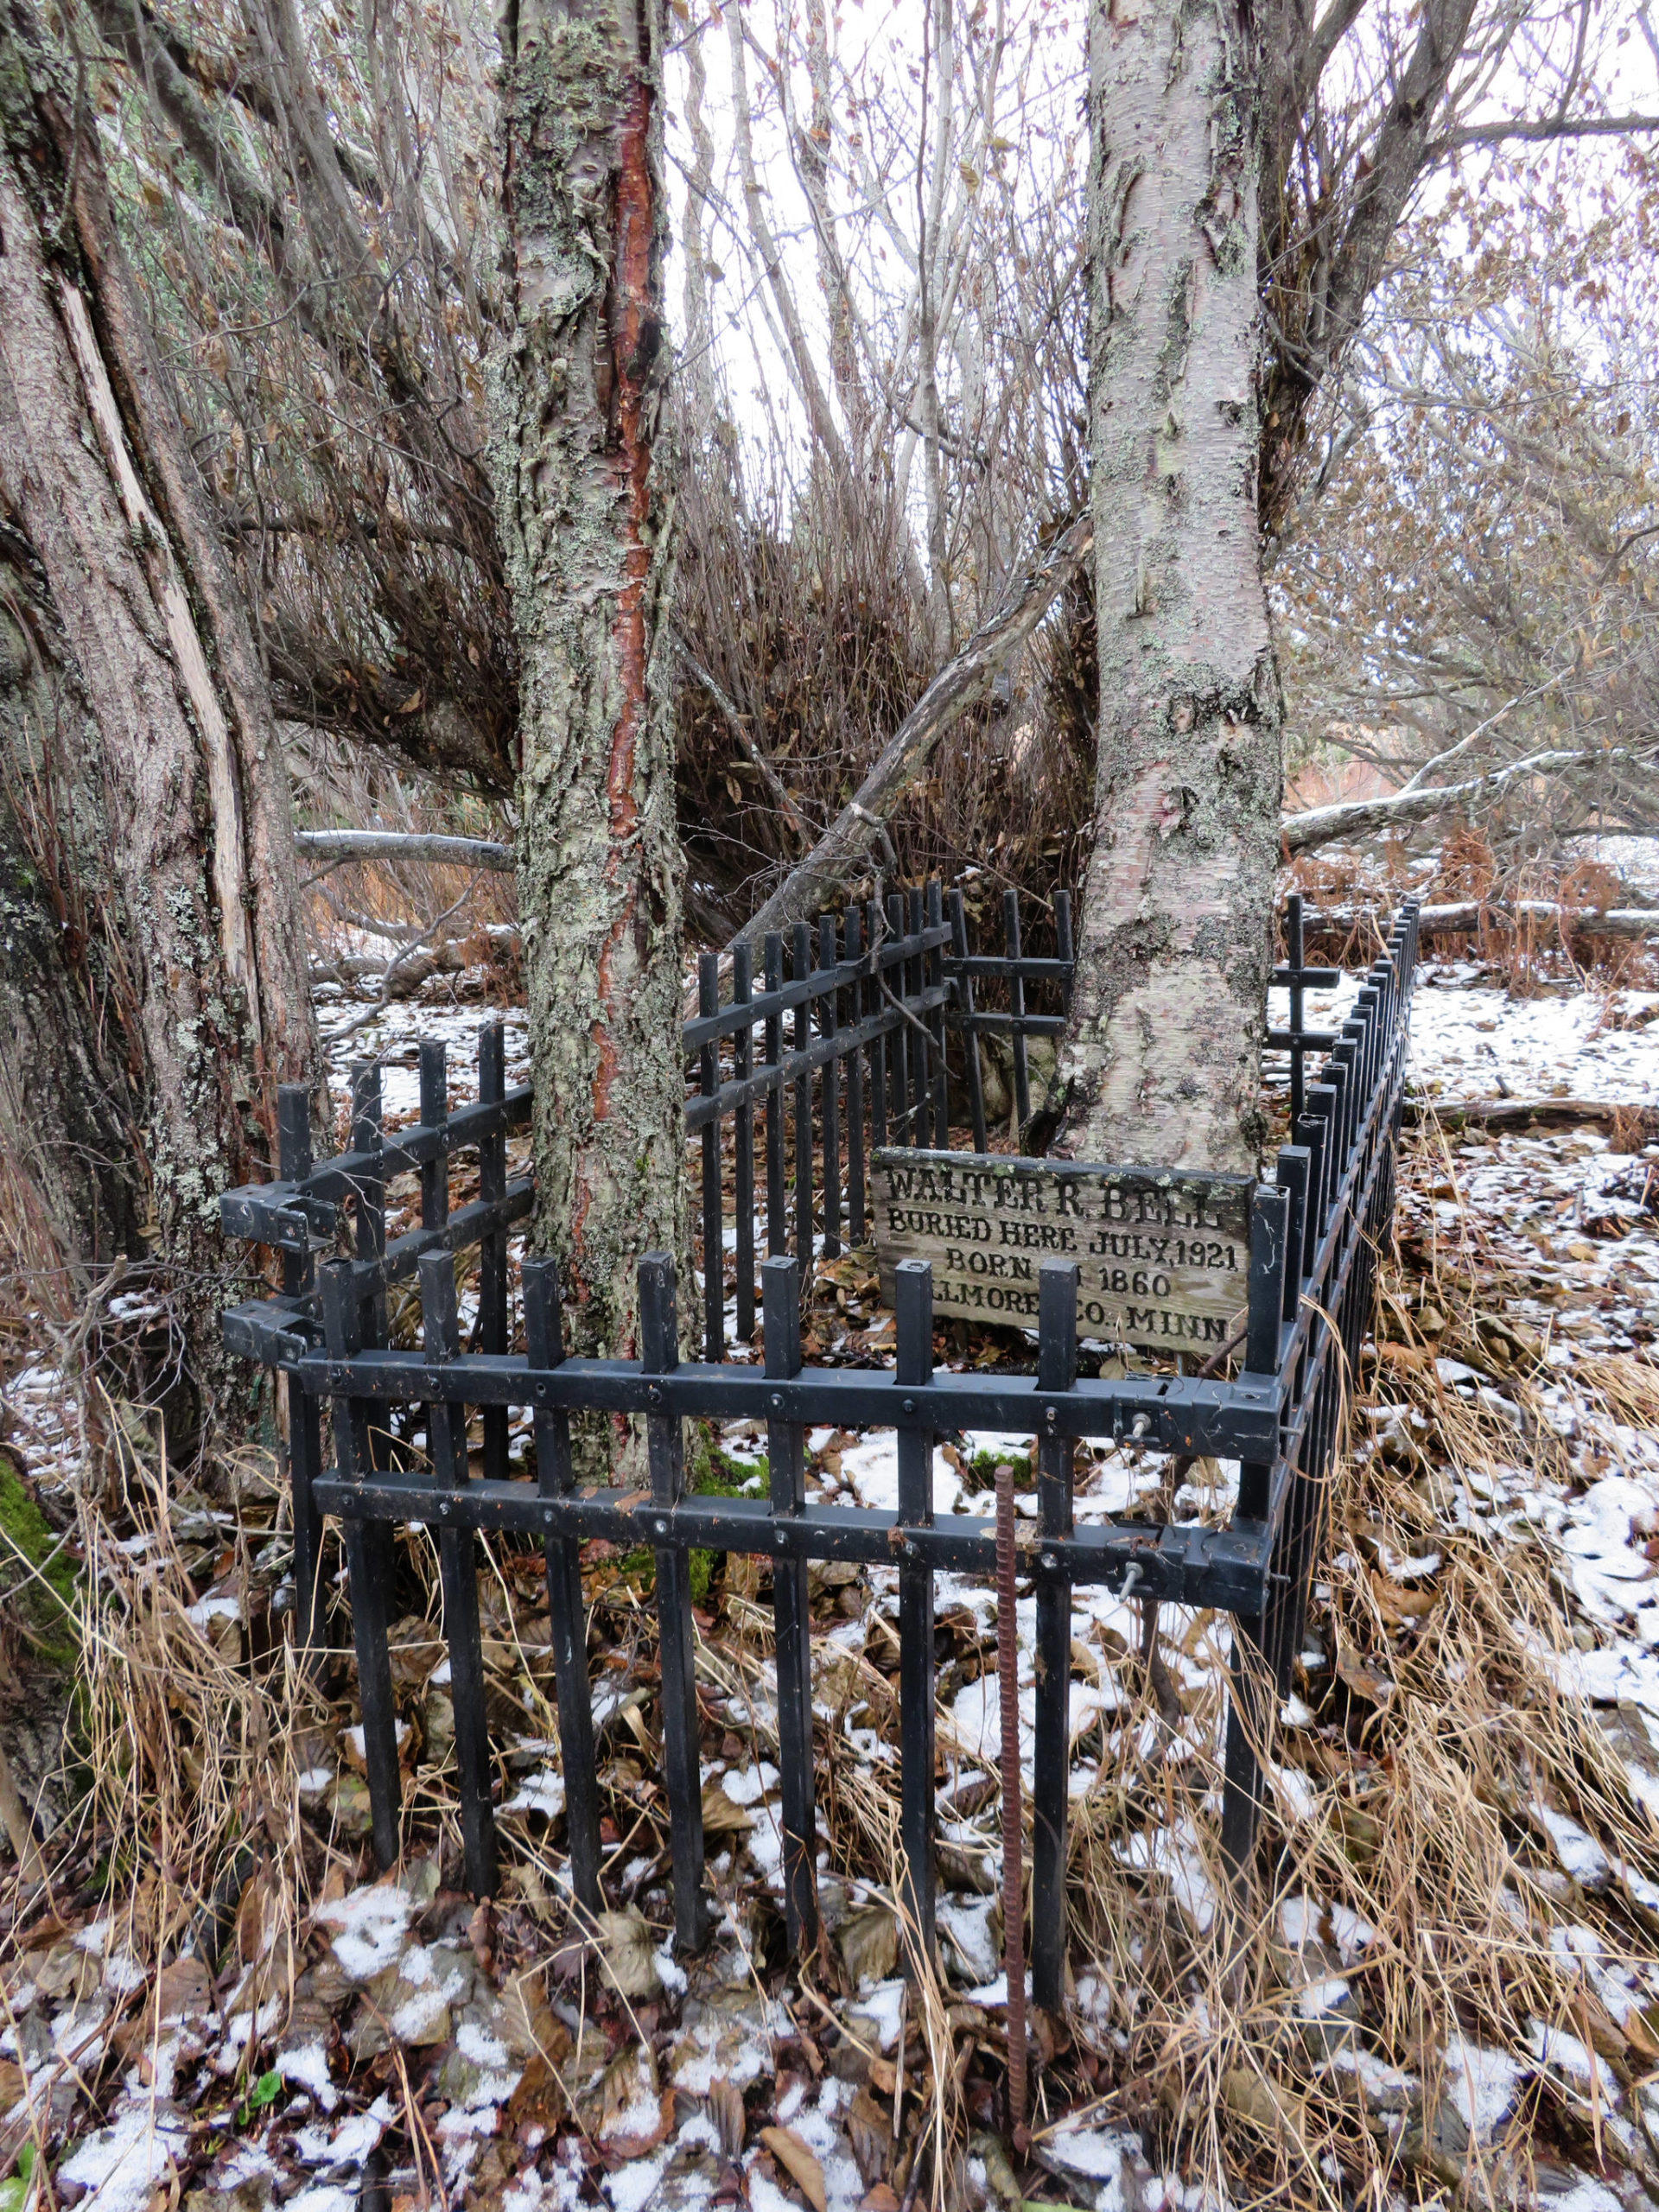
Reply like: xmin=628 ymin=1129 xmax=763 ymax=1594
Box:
xmin=0 ymin=0 xmax=316 ymax=1436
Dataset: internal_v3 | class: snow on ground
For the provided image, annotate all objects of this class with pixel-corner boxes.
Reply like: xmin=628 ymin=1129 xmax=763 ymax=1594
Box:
xmin=9 ymin=943 xmax=1659 ymax=2212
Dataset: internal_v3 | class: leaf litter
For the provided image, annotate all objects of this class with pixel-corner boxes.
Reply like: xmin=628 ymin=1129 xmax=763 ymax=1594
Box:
xmin=2 ymin=934 xmax=1659 ymax=2209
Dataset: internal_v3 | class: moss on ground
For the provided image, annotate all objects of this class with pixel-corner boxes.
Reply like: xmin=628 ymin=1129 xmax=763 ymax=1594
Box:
xmin=0 ymin=1450 xmax=77 ymax=1663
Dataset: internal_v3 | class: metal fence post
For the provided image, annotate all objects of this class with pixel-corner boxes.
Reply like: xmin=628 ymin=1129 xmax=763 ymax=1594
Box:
xmin=524 ymin=1258 xmax=602 ymax=1914
xmin=764 ymin=1255 xmax=818 ymax=1953
xmin=844 ymin=908 xmax=867 ymax=1246
xmin=733 ymin=942 xmax=756 ymax=1342
xmin=1031 ymin=1259 xmax=1077 ymax=2012
xmin=419 ymin=1249 xmax=498 ymax=1899
xmin=319 ymin=1259 xmax=402 ymax=1872
xmin=765 ymin=933 xmax=787 ymax=1255
xmin=1218 ymin=1185 xmax=1288 ymax=1885
xmin=277 ymin=1084 xmax=323 ymax=1662
xmin=793 ymin=924 xmax=813 ymax=1264
xmin=819 ymin=913 xmax=842 ymax=1257
xmin=351 ymin=1061 xmax=387 ymax=1347
xmin=894 ymin=1258 xmax=937 ymax=1970
xmin=640 ymin=1254 xmax=709 ymax=1951
xmin=699 ymin=953 xmax=724 ymax=1360
xmin=478 ymin=1022 xmax=510 ymax=1481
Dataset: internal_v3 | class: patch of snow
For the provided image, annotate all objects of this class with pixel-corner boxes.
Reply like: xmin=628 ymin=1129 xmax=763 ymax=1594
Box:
xmin=58 ymin=2104 xmax=190 ymax=2212
xmin=315 ymin=1880 xmax=415 ymax=1980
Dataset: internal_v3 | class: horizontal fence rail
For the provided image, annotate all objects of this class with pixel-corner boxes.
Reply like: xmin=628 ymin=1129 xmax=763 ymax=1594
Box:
xmin=220 ymin=893 xmax=1420 ymax=1994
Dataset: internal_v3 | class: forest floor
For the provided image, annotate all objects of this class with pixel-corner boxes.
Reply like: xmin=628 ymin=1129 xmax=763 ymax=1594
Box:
xmin=1 ymin=888 xmax=1657 ymax=2212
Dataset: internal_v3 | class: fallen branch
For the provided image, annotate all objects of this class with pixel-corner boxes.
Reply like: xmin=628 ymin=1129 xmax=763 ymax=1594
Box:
xmin=296 ymin=829 xmax=514 ymax=872
xmin=1281 ymin=747 xmax=1637 ymax=855
xmin=721 ymin=512 xmax=1093 ymax=964
xmin=311 ymin=922 xmax=519 ymax=1001
xmin=1405 ymin=1096 xmax=1657 ymax=1134
xmin=1302 ymin=899 xmax=1659 ymax=941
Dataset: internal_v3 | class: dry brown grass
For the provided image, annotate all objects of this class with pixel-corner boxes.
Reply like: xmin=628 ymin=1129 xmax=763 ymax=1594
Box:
xmin=3 ymin=1111 xmax=1657 ymax=2209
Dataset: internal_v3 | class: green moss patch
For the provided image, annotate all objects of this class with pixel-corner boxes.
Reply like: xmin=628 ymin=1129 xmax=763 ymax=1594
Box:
xmin=0 ymin=1452 xmax=77 ymax=1662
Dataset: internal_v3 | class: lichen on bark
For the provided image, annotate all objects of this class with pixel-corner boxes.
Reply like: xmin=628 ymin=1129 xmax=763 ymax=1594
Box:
xmin=1057 ymin=0 xmax=1282 ymax=1176
xmin=493 ymin=0 xmax=686 ymax=1393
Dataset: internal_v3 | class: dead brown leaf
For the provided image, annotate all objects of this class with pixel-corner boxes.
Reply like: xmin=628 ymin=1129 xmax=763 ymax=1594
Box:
xmin=760 ymin=2124 xmax=829 ymax=2212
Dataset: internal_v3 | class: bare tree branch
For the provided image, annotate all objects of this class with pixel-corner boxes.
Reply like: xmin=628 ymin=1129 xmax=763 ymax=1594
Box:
xmin=1431 ymin=111 xmax=1659 ymax=155
xmin=1281 ymin=746 xmax=1638 ymax=853
xmin=721 ymin=511 xmax=1093 ymax=960
xmin=294 ymin=829 xmax=513 ymax=870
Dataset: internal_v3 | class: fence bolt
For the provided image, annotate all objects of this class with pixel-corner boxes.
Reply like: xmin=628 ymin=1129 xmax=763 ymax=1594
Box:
xmin=535 ymin=1383 xmax=547 ymax=1402
xmin=1044 ymin=1405 xmax=1057 ymax=1426
xmin=1041 ymin=1552 xmax=1057 ymax=1572
xmin=1130 ymin=1414 xmax=1151 ymax=1440
xmin=771 ymin=1393 xmax=783 ymax=1410
xmin=648 ymin=1385 xmax=661 ymax=1406
xmin=655 ymin=1518 xmax=669 ymax=1536
xmin=902 ymin=1397 xmax=915 ymax=1414
xmin=439 ymin=1501 xmax=450 ymax=1516
xmin=544 ymin=1509 xmax=555 ymax=1527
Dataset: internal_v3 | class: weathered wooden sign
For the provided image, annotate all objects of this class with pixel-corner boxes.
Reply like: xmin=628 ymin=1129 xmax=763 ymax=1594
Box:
xmin=870 ymin=1148 xmax=1253 ymax=1351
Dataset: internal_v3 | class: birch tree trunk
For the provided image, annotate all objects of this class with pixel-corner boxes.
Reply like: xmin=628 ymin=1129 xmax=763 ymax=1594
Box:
xmin=0 ymin=10 xmax=318 ymax=1432
xmin=1054 ymin=0 xmax=1281 ymax=1175
xmin=494 ymin=0 xmax=686 ymax=1378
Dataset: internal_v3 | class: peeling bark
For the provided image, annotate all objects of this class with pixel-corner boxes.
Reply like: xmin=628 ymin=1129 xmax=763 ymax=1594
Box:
xmin=1056 ymin=0 xmax=1281 ymax=1175
xmin=0 ymin=6 xmax=318 ymax=1431
xmin=0 ymin=543 xmax=143 ymax=1280
xmin=493 ymin=0 xmax=685 ymax=1379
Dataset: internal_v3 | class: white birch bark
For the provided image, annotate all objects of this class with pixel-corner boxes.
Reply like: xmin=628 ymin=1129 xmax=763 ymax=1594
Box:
xmin=1056 ymin=0 xmax=1281 ymax=1174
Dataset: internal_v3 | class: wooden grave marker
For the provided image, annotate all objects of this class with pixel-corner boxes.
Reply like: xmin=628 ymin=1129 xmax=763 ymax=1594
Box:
xmin=870 ymin=1148 xmax=1253 ymax=1352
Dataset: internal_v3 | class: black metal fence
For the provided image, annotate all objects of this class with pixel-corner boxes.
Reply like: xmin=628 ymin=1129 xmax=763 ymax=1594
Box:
xmin=685 ymin=881 xmax=1074 ymax=1357
xmin=220 ymin=892 xmax=1419 ymax=1992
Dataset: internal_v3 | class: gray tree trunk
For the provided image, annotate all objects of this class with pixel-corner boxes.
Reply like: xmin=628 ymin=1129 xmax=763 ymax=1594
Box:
xmin=0 ymin=16 xmax=318 ymax=1433
xmin=494 ymin=0 xmax=687 ymax=1376
xmin=0 ymin=543 xmax=143 ymax=1283
xmin=1055 ymin=0 xmax=1281 ymax=1175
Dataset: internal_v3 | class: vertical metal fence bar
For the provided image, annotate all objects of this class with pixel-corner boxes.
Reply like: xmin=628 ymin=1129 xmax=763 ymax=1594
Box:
xmin=907 ymin=885 xmax=931 ymax=1147
xmin=640 ymin=1255 xmax=708 ymax=1951
xmin=419 ymin=1041 xmax=448 ymax=1231
xmin=1287 ymin=890 xmax=1307 ymax=1124
xmin=868 ymin=899 xmax=889 ymax=1151
xmin=793 ymin=923 xmax=813 ymax=1263
xmin=1265 ymin=1150 xmax=1313 ymax=1698
xmin=1054 ymin=889 xmax=1074 ymax=1014
xmin=734 ymin=943 xmax=756 ymax=1344
xmin=277 ymin=1085 xmax=324 ymax=1660
xmin=419 ymin=1250 xmax=499 ymax=1899
xmin=950 ymin=889 xmax=989 ymax=1156
xmin=1218 ymin=1185 xmax=1288 ymax=1884
xmin=320 ymin=1261 xmax=402 ymax=1872
xmin=1031 ymin=1259 xmax=1077 ymax=2012
xmin=764 ymin=1255 xmax=818 ymax=1952
xmin=1306 ymin=1084 xmax=1338 ymax=1230
xmin=478 ymin=1022 xmax=511 ymax=1483
xmin=819 ymin=913 xmax=842 ymax=1258
xmin=699 ymin=953 xmax=723 ymax=1360
xmin=524 ymin=1259 xmax=602 ymax=1913
xmin=765 ymin=934 xmax=787 ymax=1255
xmin=926 ymin=880 xmax=949 ymax=1143
xmin=1003 ymin=889 xmax=1030 ymax=1135
xmin=351 ymin=1062 xmax=388 ymax=1346
xmin=887 ymin=893 xmax=909 ymax=1139
xmin=844 ymin=908 xmax=867 ymax=1246
xmin=894 ymin=1259 xmax=937 ymax=1968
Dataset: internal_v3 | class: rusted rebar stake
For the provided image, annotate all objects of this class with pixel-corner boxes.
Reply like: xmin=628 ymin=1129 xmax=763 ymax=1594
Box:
xmin=995 ymin=1460 xmax=1028 ymax=2144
